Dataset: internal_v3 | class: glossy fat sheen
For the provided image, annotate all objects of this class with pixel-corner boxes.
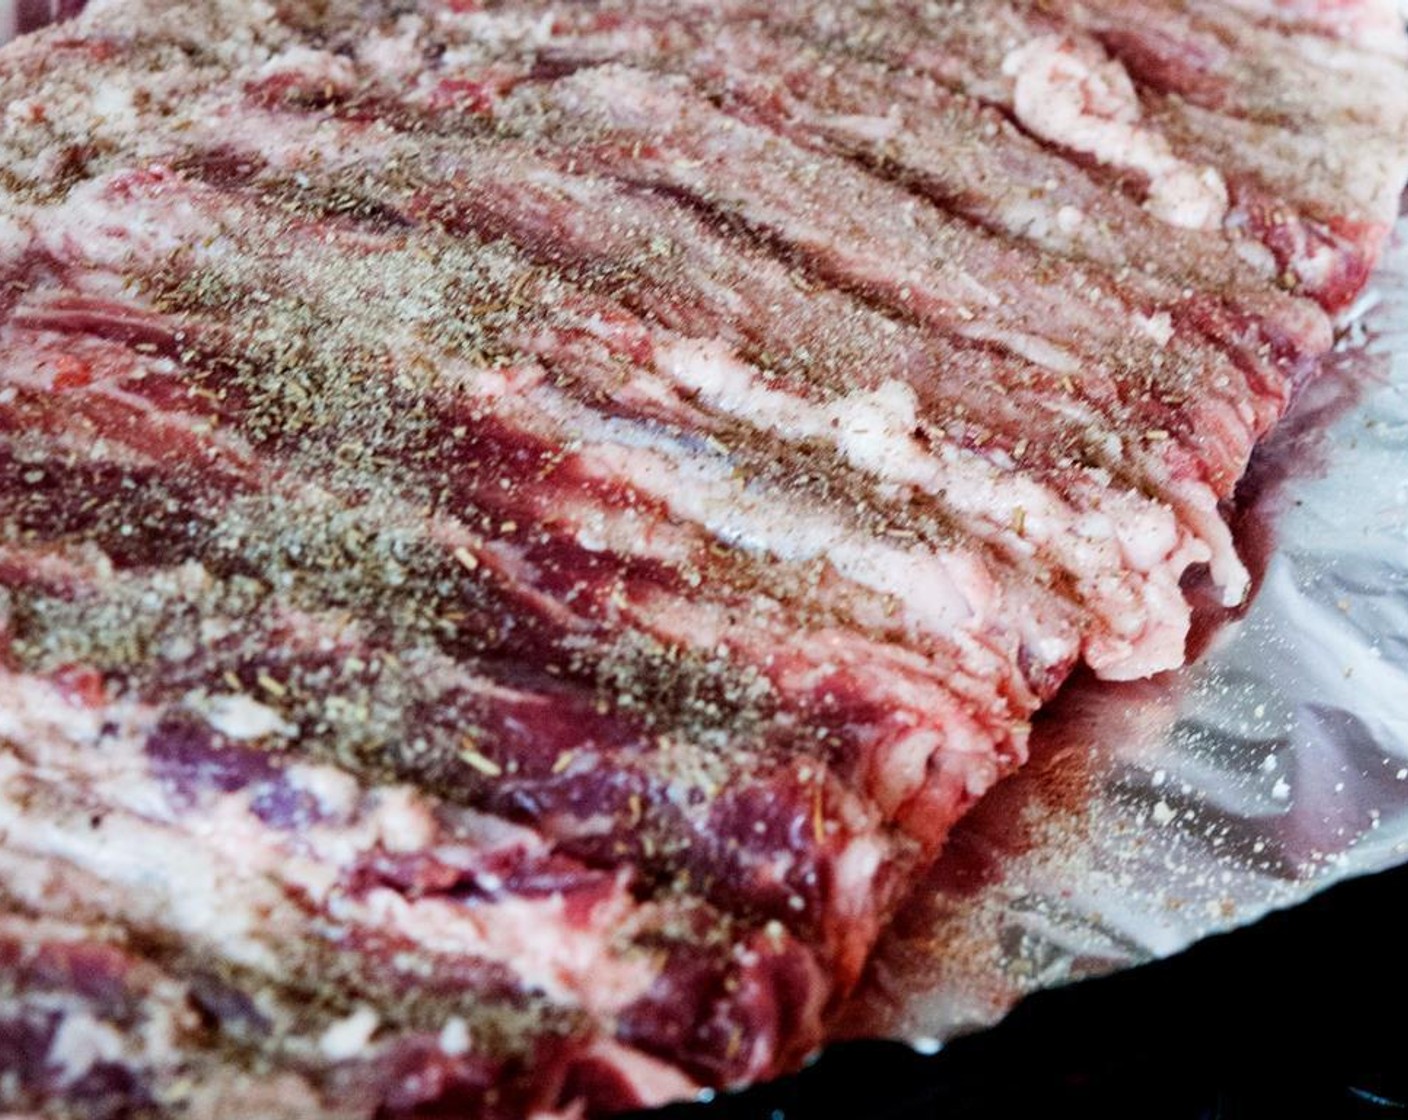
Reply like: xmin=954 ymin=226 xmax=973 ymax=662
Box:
xmin=0 ymin=0 xmax=1405 ymax=1117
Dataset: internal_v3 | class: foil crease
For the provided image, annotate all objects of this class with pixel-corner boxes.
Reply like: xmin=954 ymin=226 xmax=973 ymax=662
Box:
xmin=840 ymin=208 xmax=1408 ymax=1045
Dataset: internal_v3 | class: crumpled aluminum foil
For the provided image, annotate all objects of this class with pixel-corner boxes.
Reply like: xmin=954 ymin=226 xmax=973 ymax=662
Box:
xmin=839 ymin=206 xmax=1408 ymax=1046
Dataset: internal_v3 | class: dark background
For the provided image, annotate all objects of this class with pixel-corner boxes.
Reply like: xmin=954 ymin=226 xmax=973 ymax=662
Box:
xmin=633 ymin=861 xmax=1408 ymax=1120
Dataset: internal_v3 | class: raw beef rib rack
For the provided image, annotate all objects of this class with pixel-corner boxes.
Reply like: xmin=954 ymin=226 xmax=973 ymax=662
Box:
xmin=0 ymin=1 xmax=1405 ymax=1116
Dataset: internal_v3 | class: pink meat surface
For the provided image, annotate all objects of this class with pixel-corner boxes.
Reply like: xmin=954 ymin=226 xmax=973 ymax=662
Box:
xmin=0 ymin=0 xmax=1405 ymax=1116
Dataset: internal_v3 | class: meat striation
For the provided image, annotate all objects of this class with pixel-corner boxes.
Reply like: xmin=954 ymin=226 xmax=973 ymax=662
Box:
xmin=1 ymin=0 xmax=1405 ymax=1115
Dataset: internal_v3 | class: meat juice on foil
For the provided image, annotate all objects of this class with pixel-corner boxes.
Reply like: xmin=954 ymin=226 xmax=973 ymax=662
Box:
xmin=841 ymin=202 xmax=1408 ymax=1047
xmin=1 ymin=0 xmax=1405 ymax=1071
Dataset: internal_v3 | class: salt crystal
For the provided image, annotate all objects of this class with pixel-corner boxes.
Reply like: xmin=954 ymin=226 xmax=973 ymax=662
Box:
xmin=320 ymin=1007 xmax=379 ymax=1061
xmin=439 ymin=1017 xmax=470 ymax=1056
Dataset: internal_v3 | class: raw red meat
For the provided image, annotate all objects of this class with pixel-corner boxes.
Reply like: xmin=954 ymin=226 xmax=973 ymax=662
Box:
xmin=1 ymin=0 xmax=1405 ymax=1116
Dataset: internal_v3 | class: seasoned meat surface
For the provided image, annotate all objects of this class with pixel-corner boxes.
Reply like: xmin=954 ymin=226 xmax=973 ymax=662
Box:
xmin=1 ymin=0 xmax=1405 ymax=1115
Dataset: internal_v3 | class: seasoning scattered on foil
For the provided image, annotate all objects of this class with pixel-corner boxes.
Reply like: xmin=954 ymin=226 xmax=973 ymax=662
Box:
xmin=840 ymin=207 xmax=1408 ymax=1048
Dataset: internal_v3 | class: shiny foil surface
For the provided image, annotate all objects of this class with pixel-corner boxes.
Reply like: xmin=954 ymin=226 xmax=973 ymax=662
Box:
xmin=840 ymin=206 xmax=1408 ymax=1048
